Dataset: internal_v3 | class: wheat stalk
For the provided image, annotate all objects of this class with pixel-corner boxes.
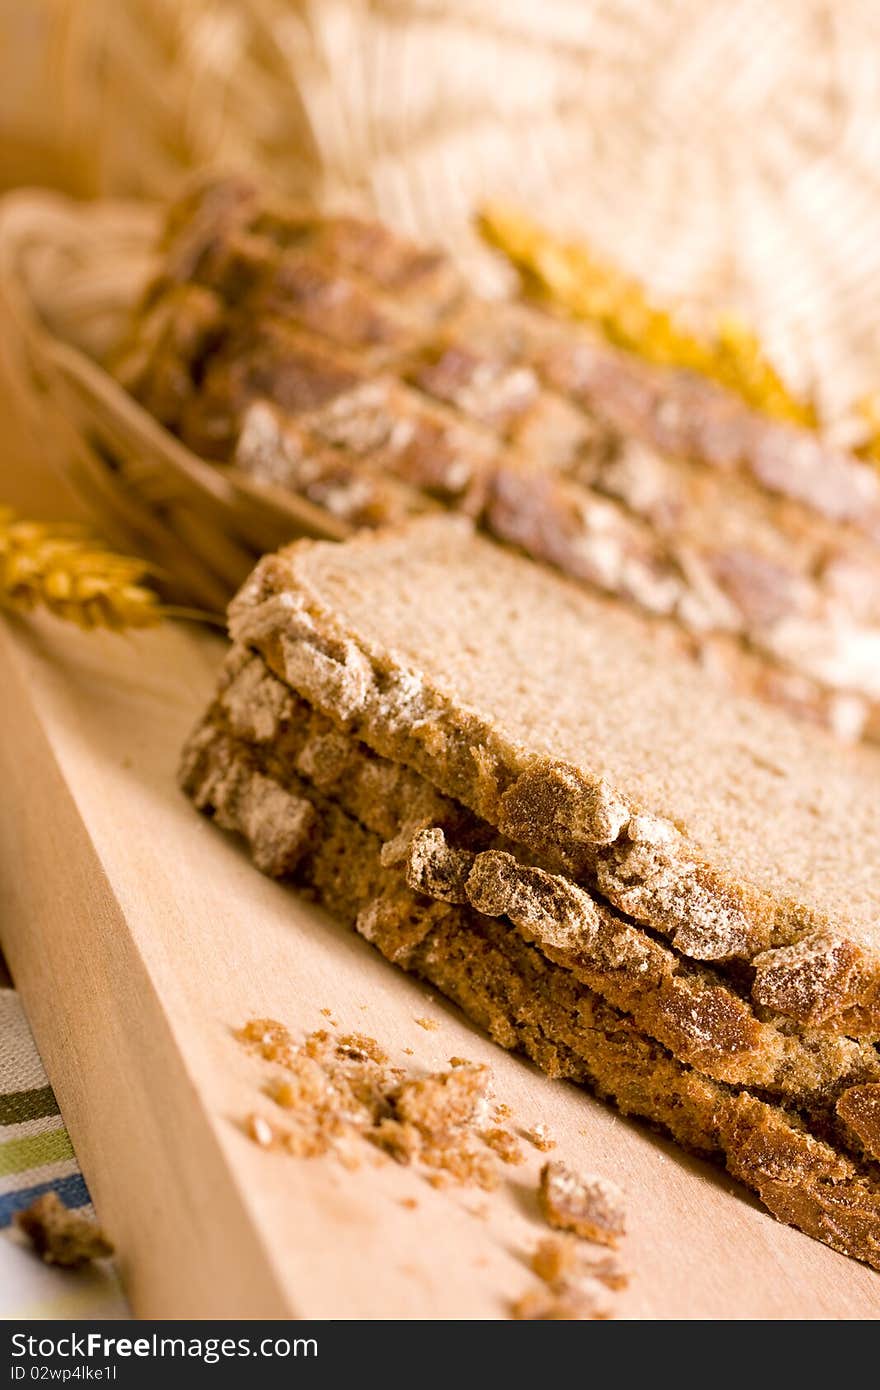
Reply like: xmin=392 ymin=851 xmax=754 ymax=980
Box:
xmin=0 ymin=510 xmax=164 ymax=631
xmin=479 ymin=205 xmax=815 ymax=428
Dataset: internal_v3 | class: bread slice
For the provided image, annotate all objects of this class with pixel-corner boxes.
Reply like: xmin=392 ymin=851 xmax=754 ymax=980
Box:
xmin=178 ymin=710 xmax=880 ymax=1271
xmin=440 ymin=295 xmax=880 ymax=541
xmin=146 ymin=177 xmax=880 ymax=540
xmin=192 ymin=644 xmax=880 ymax=1113
xmin=120 ymin=178 xmax=880 ymax=742
xmin=158 ymin=173 xmax=464 ymax=316
xmin=234 ymin=387 xmax=880 ymax=740
xmin=233 ymin=401 xmax=436 ymax=530
xmin=228 ymin=518 xmax=880 ymax=1034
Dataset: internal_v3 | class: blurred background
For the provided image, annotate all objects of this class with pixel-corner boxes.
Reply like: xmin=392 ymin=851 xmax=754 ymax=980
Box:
xmin=3 ymin=0 xmax=880 ymax=413
xmin=2 ymin=0 xmax=880 ymax=588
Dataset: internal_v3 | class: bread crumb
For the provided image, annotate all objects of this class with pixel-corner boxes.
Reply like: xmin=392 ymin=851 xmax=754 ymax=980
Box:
xmin=588 ymin=1257 xmax=629 ymax=1293
xmin=393 ymin=1064 xmax=490 ymax=1137
xmin=532 ymin=1235 xmax=629 ymax=1291
xmin=337 ymin=1032 xmax=389 ymax=1064
xmin=13 ymin=1193 xmax=113 ymax=1270
xmin=415 ymin=1017 xmax=439 ymax=1031
xmin=319 ymin=1007 xmax=334 ymax=1018
xmin=267 ymin=1054 xmax=330 ymax=1110
xmin=302 ymin=1028 xmax=332 ymax=1057
xmin=480 ymin=1127 xmax=525 ymax=1164
xmin=399 ymin=1197 xmax=419 ymax=1210
xmin=538 ymin=1161 xmax=626 ymax=1246
xmin=532 ymin=1234 xmax=577 ymax=1283
xmin=403 ymin=1047 xmax=414 ymax=1056
xmin=523 ymin=1122 xmax=555 ymax=1152
xmin=247 ymin=1113 xmax=278 ymax=1148
xmin=236 ymin=1017 xmax=294 ymax=1063
xmin=335 ymin=1140 xmax=362 ymax=1171
xmin=369 ymin=1118 xmax=422 ymax=1165
xmin=493 ymin=1102 xmax=512 ymax=1120
xmin=422 ymin=1140 xmax=498 ymax=1191
xmin=467 ymin=1202 xmax=490 ymax=1221
xmin=284 ymin=1128 xmax=331 ymax=1159
xmin=511 ymin=1279 xmax=612 ymax=1320
xmin=236 ymin=1017 xmax=515 ymax=1197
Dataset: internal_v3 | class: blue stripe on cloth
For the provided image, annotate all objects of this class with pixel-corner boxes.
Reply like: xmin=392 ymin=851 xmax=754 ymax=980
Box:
xmin=0 ymin=1172 xmax=90 ymax=1227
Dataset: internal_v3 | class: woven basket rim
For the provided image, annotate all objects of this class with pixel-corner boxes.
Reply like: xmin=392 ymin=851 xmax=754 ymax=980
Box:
xmin=0 ymin=186 xmax=346 ymax=607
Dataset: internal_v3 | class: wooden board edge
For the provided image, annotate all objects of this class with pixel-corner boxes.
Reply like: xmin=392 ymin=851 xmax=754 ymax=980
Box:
xmin=0 ymin=616 xmax=295 ymax=1318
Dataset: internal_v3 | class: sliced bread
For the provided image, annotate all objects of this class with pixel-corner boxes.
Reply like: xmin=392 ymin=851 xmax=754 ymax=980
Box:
xmin=228 ymin=517 xmax=880 ymax=1033
xmin=179 ymin=711 xmax=880 ymax=1271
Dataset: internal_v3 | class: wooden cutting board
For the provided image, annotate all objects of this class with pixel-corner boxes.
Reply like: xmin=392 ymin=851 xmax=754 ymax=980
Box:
xmin=0 ymin=610 xmax=877 ymax=1320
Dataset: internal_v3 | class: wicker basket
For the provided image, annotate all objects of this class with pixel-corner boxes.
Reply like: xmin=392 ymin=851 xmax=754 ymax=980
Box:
xmin=0 ymin=189 xmax=349 ymax=608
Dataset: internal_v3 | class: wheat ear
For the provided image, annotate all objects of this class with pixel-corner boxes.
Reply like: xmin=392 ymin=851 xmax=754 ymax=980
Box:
xmin=479 ymin=204 xmax=814 ymax=428
xmin=0 ymin=510 xmax=164 ymax=631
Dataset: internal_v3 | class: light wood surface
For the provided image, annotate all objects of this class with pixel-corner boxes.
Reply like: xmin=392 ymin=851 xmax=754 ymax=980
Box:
xmin=0 ymin=610 xmax=877 ymax=1320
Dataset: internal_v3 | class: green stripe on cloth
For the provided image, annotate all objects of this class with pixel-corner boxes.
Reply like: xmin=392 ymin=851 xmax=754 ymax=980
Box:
xmin=0 ymin=1085 xmax=59 ymax=1125
xmin=0 ymin=988 xmax=127 ymax=1314
xmin=0 ymin=1126 xmax=73 ymax=1177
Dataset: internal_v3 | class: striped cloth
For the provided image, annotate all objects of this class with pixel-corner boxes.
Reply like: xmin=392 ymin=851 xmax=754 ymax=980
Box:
xmin=0 ymin=989 xmax=127 ymax=1319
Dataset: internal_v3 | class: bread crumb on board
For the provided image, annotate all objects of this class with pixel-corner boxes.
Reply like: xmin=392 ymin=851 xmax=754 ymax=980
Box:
xmin=480 ymin=1127 xmax=525 ymax=1165
xmin=511 ymin=1278 xmax=613 ymax=1321
xmin=513 ymin=1185 xmax=631 ymax=1320
xmin=393 ymin=1064 xmax=490 ymax=1136
xmin=236 ymin=1016 xmax=631 ymax=1317
xmin=467 ymin=1201 xmax=490 ymax=1221
xmin=421 ymin=1139 xmax=498 ymax=1192
xmin=415 ymin=1017 xmax=440 ymax=1032
xmin=237 ymin=1018 xmax=499 ymax=1190
xmin=512 ymin=1164 xmax=630 ymax=1319
xmin=14 ymin=1192 xmax=114 ymax=1269
xmin=247 ymin=1112 xmax=277 ymax=1148
xmin=523 ymin=1122 xmax=556 ymax=1152
xmin=337 ymin=1032 xmax=389 ymax=1064
xmin=532 ymin=1235 xmax=629 ymax=1291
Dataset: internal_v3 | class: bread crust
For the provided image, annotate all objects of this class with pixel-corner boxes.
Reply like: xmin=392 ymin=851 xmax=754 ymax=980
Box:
xmin=179 ymin=710 xmax=880 ymax=1271
xmin=181 ymin=646 xmax=880 ymax=1108
xmin=226 ymin=522 xmax=880 ymax=1031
